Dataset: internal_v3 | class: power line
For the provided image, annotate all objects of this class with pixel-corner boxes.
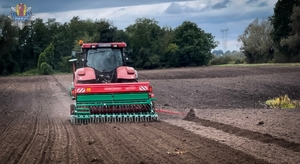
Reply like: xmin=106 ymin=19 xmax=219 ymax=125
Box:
xmin=220 ymin=28 xmax=229 ymax=51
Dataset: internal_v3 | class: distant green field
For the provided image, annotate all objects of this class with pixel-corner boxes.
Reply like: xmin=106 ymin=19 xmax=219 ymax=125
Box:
xmin=215 ymin=63 xmax=300 ymax=67
xmin=6 ymin=62 xmax=300 ymax=77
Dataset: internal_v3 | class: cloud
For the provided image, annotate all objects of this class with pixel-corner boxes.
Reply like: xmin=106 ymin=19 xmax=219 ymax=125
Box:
xmin=258 ymin=1 xmax=268 ymax=7
xmin=164 ymin=2 xmax=200 ymax=14
xmin=162 ymin=0 xmax=273 ymax=24
xmin=1 ymin=4 xmax=11 ymax=9
xmin=0 ymin=0 xmax=195 ymax=14
xmin=246 ymin=0 xmax=269 ymax=7
xmin=212 ymin=0 xmax=232 ymax=9
xmin=165 ymin=2 xmax=185 ymax=14
xmin=246 ymin=0 xmax=259 ymax=4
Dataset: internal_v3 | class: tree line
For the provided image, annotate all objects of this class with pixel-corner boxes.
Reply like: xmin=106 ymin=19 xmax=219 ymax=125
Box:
xmin=238 ymin=0 xmax=300 ymax=63
xmin=0 ymin=16 xmax=218 ymax=75
xmin=0 ymin=0 xmax=299 ymax=75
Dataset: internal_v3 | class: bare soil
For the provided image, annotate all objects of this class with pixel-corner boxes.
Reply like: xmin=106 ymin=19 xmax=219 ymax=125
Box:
xmin=0 ymin=65 xmax=300 ymax=164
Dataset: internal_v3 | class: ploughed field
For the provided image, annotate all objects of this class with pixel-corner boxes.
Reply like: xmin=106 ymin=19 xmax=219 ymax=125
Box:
xmin=0 ymin=65 xmax=300 ymax=164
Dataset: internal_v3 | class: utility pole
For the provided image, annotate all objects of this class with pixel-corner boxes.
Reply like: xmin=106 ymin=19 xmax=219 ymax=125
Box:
xmin=220 ymin=28 xmax=229 ymax=52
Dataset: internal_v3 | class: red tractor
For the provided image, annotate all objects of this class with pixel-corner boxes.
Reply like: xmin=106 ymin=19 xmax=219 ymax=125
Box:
xmin=68 ymin=41 xmax=158 ymax=124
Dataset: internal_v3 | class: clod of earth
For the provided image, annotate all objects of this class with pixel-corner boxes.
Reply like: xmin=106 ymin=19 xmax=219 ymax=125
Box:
xmin=91 ymin=158 xmax=102 ymax=163
xmin=257 ymin=121 xmax=264 ymax=125
xmin=183 ymin=109 xmax=199 ymax=121
xmin=88 ymin=140 xmax=95 ymax=145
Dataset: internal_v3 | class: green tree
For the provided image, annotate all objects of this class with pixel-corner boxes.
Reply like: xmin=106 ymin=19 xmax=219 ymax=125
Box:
xmin=154 ymin=26 xmax=175 ymax=67
xmin=37 ymin=43 xmax=54 ymax=74
xmin=238 ymin=18 xmax=273 ymax=63
xmin=16 ymin=25 xmax=35 ymax=71
xmin=113 ymin=29 xmax=129 ymax=43
xmin=280 ymin=5 xmax=300 ymax=61
xmin=164 ymin=43 xmax=179 ymax=67
xmin=39 ymin=62 xmax=53 ymax=75
xmin=94 ymin=19 xmax=118 ymax=42
xmin=31 ymin=18 xmax=52 ymax=67
xmin=173 ymin=21 xmax=217 ymax=66
xmin=270 ymin=0 xmax=300 ymax=57
xmin=125 ymin=18 xmax=162 ymax=68
xmin=0 ymin=14 xmax=19 ymax=75
xmin=58 ymin=56 xmax=72 ymax=73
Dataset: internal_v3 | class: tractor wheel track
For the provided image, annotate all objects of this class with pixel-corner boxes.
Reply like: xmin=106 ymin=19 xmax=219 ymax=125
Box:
xmin=116 ymin=123 xmax=178 ymax=163
xmin=71 ymin=125 xmax=93 ymax=162
xmin=0 ymin=117 xmax=16 ymax=138
xmin=89 ymin=124 xmax=151 ymax=163
xmin=147 ymin=122 xmax=267 ymax=163
xmin=85 ymin=125 xmax=117 ymax=163
xmin=0 ymin=116 xmax=38 ymax=164
xmin=49 ymin=117 xmax=72 ymax=164
xmin=37 ymin=115 xmax=54 ymax=164
xmin=118 ymin=123 xmax=183 ymax=163
xmin=15 ymin=77 xmax=52 ymax=164
xmin=0 ymin=80 xmax=14 ymax=97
xmin=60 ymin=121 xmax=71 ymax=164
xmin=184 ymin=116 xmax=300 ymax=152
xmin=47 ymin=77 xmax=76 ymax=164
xmin=140 ymin=122 xmax=203 ymax=161
xmin=12 ymin=115 xmax=39 ymax=164
xmin=95 ymin=124 xmax=143 ymax=162
xmin=0 ymin=80 xmax=19 ymax=138
xmin=0 ymin=79 xmax=41 ymax=164
xmin=35 ymin=76 xmax=72 ymax=164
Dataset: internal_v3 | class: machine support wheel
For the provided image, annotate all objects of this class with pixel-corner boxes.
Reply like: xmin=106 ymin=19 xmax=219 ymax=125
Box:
xmin=70 ymin=104 xmax=75 ymax=115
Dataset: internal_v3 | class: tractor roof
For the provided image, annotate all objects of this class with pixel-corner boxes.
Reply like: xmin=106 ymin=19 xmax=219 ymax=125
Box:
xmin=81 ymin=42 xmax=127 ymax=49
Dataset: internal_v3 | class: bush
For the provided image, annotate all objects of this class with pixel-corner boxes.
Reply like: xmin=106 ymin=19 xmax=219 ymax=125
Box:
xmin=266 ymin=94 xmax=300 ymax=109
xmin=39 ymin=62 xmax=54 ymax=75
xmin=272 ymin=51 xmax=289 ymax=63
xmin=234 ymin=58 xmax=244 ymax=64
xmin=58 ymin=56 xmax=73 ymax=73
xmin=210 ymin=55 xmax=245 ymax=65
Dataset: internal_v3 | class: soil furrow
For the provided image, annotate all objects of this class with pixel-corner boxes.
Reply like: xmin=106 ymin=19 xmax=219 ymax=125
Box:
xmin=98 ymin=124 xmax=147 ymax=162
xmin=118 ymin=123 xmax=186 ymax=163
xmin=15 ymin=77 xmax=49 ymax=164
xmin=92 ymin=123 xmax=152 ymax=163
xmin=184 ymin=116 xmax=300 ymax=152
xmin=0 ymin=80 xmax=32 ymax=163
xmin=70 ymin=125 xmax=93 ymax=162
xmin=0 ymin=81 xmax=21 ymax=137
xmin=148 ymin=122 xmax=269 ymax=164
xmin=118 ymin=123 xmax=184 ymax=163
xmin=37 ymin=114 xmax=53 ymax=164
xmin=138 ymin=122 xmax=204 ymax=161
xmin=0 ymin=117 xmax=35 ymax=163
xmin=14 ymin=115 xmax=39 ymax=164
xmin=84 ymin=125 xmax=117 ymax=164
xmin=61 ymin=122 xmax=71 ymax=164
xmin=52 ymin=75 xmax=69 ymax=93
xmin=0 ymin=81 xmax=13 ymax=97
xmin=165 ymin=119 xmax=299 ymax=164
xmin=0 ymin=117 xmax=16 ymax=138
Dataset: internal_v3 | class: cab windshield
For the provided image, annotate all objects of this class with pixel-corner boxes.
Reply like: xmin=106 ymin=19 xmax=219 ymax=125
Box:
xmin=86 ymin=48 xmax=123 ymax=72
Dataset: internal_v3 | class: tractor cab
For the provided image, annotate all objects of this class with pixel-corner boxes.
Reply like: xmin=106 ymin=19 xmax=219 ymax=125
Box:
xmin=70 ymin=42 xmax=137 ymax=83
xmin=86 ymin=47 xmax=124 ymax=72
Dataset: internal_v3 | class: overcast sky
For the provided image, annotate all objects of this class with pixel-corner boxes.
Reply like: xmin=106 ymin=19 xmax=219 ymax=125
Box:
xmin=0 ymin=0 xmax=277 ymax=51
